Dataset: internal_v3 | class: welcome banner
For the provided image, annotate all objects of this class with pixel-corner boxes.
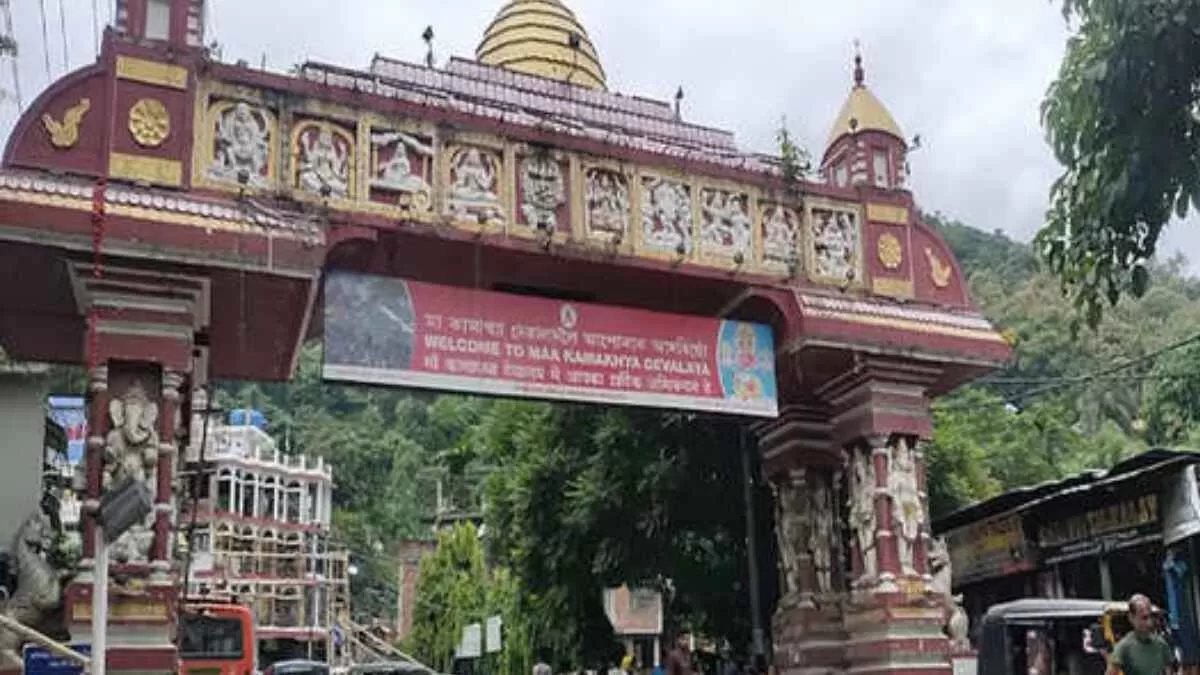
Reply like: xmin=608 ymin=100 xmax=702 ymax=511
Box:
xmin=322 ymin=271 xmax=778 ymax=417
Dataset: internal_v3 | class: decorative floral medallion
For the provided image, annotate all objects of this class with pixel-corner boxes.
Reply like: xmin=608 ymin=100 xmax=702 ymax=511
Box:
xmin=128 ymin=98 xmax=170 ymax=148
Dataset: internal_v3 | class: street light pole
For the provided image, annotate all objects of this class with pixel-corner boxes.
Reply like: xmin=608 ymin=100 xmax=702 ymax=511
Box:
xmin=740 ymin=428 xmax=765 ymax=664
xmin=92 ymin=527 xmax=108 ymax=675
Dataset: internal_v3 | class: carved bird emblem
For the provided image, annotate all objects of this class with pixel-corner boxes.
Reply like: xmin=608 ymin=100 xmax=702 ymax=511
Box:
xmin=41 ymin=98 xmax=91 ymax=149
xmin=924 ymin=246 xmax=952 ymax=288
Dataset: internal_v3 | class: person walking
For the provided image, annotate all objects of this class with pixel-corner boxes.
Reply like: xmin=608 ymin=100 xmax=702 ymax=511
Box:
xmin=1107 ymin=594 xmax=1178 ymax=675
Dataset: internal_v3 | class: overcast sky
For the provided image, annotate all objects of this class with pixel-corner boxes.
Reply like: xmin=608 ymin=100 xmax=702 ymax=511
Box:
xmin=2 ymin=0 xmax=1196 ymax=271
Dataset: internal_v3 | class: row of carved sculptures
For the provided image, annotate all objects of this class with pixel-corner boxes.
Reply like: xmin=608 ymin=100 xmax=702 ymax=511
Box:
xmin=772 ymin=436 xmax=968 ymax=645
xmin=205 ymin=101 xmax=861 ymax=277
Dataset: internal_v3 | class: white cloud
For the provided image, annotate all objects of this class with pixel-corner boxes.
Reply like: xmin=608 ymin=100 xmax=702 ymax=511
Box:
xmin=1 ymin=0 xmax=1196 ymax=270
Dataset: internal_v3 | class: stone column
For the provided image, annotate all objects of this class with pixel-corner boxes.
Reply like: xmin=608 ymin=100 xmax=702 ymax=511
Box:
xmin=819 ymin=357 xmax=950 ymax=675
xmin=78 ymin=363 xmax=109 ymax=577
xmin=756 ymin=404 xmax=846 ymax=675
xmin=150 ymin=370 xmax=183 ymax=581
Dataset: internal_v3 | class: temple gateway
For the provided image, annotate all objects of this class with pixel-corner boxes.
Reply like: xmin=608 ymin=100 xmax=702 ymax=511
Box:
xmin=0 ymin=0 xmax=1010 ymax=673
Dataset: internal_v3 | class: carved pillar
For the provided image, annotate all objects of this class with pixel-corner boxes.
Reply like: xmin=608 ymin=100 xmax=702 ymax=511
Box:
xmin=150 ymin=370 xmax=183 ymax=579
xmin=78 ymin=363 xmax=109 ymax=577
xmin=819 ymin=357 xmax=950 ymax=675
xmin=63 ymin=263 xmax=210 ymax=675
xmin=756 ymin=404 xmax=846 ymax=675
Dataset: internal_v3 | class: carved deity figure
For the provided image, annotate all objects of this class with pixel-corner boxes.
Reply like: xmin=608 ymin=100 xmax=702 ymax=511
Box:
xmin=808 ymin=475 xmax=834 ymax=594
xmin=209 ymin=102 xmax=271 ymax=187
xmin=762 ymin=205 xmax=798 ymax=264
xmin=104 ymin=381 xmax=160 ymax=563
xmin=0 ymin=509 xmax=69 ymax=668
xmin=521 ymin=155 xmax=566 ymax=232
xmin=371 ymin=129 xmax=433 ymax=194
xmin=929 ymin=537 xmax=970 ymax=649
xmin=847 ymin=448 xmax=878 ymax=582
xmin=700 ymin=191 xmax=752 ymax=255
xmin=585 ymin=168 xmax=629 ymax=237
xmin=297 ymin=126 xmax=351 ymax=197
xmin=447 ymin=147 xmax=503 ymax=223
xmin=641 ymin=178 xmax=693 ymax=253
xmin=812 ymin=209 xmax=858 ymax=280
xmin=772 ymin=476 xmax=804 ymax=599
xmin=889 ymin=437 xmax=923 ymax=575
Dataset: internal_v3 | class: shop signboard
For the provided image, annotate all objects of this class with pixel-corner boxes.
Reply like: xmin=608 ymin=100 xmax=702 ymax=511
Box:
xmin=945 ymin=513 xmax=1036 ymax=587
xmin=323 ymin=271 xmax=779 ymax=417
xmin=603 ymin=585 xmax=663 ymax=636
xmin=1037 ymin=493 xmax=1160 ymax=565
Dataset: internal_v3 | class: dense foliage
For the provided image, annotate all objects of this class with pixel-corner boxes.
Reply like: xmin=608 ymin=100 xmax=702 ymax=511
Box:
xmin=1039 ymin=0 xmax=1200 ymax=324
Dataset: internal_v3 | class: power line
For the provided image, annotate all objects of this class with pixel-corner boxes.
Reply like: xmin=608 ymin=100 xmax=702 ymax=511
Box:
xmin=37 ymin=0 xmax=51 ymax=81
xmin=91 ymin=0 xmax=99 ymax=56
xmin=57 ymin=0 xmax=68 ymax=71
xmin=0 ymin=0 xmax=20 ymax=111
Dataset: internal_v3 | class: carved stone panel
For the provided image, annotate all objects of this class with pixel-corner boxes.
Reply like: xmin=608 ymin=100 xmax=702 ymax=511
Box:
xmin=760 ymin=203 xmax=801 ymax=270
xmin=445 ymin=145 xmax=505 ymax=226
xmin=205 ymin=100 xmax=275 ymax=188
xmin=516 ymin=151 xmax=568 ymax=235
xmin=640 ymin=175 xmax=693 ymax=255
xmin=584 ymin=166 xmax=630 ymax=242
xmin=104 ymin=377 xmax=160 ymax=564
xmin=808 ymin=206 xmax=861 ymax=284
xmin=292 ymin=119 xmax=355 ymax=199
xmin=845 ymin=445 xmax=878 ymax=586
xmin=889 ymin=436 xmax=922 ymax=576
xmin=368 ymin=126 xmax=434 ymax=212
xmin=698 ymin=187 xmax=752 ymax=260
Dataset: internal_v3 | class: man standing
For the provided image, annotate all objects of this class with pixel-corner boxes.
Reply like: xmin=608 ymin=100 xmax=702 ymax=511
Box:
xmin=1108 ymin=595 xmax=1178 ymax=675
xmin=666 ymin=633 xmax=692 ymax=675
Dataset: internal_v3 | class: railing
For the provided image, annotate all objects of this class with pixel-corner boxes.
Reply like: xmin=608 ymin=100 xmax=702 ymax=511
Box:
xmin=0 ymin=613 xmax=91 ymax=672
xmin=185 ymin=424 xmax=334 ymax=477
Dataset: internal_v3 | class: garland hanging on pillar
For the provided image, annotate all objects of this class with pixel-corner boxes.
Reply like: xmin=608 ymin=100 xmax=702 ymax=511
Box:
xmin=86 ymin=177 xmax=106 ymax=371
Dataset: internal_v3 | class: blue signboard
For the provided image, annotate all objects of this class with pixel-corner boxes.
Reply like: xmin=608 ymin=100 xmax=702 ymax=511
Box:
xmin=22 ymin=643 xmax=90 ymax=675
xmin=47 ymin=395 xmax=87 ymax=465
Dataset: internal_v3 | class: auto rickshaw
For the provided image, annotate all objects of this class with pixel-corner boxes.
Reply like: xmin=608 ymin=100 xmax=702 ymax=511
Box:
xmin=977 ymin=599 xmax=1145 ymax=675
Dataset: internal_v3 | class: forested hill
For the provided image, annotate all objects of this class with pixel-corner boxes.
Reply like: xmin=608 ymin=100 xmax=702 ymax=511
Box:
xmin=925 ymin=213 xmax=1200 ymax=519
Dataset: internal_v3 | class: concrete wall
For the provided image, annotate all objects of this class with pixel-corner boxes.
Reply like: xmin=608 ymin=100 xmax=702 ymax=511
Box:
xmin=0 ymin=370 xmax=48 ymax=546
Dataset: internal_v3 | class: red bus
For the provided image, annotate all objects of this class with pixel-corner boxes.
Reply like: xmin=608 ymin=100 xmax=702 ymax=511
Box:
xmin=178 ymin=601 xmax=257 ymax=675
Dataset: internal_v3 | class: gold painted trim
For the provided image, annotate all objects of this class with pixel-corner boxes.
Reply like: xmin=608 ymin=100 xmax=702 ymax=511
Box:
xmin=0 ymin=187 xmax=317 ymax=242
xmin=116 ymin=55 xmax=188 ymax=90
xmin=41 ymin=98 xmax=91 ymax=149
xmin=866 ymin=202 xmax=909 ymax=225
xmin=871 ymin=277 xmax=914 ymax=299
xmin=109 ymin=152 xmax=182 ymax=187
xmin=925 ymin=247 xmax=953 ymax=289
xmin=805 ymin=306 xmax=1009 ymax=344
xmin=288 ymin=119 xmax=357 ymax=201
xmin=128 ymin=98 xmax=171 ymax=148
xmin=876 ymin=232 xmax=902 ymax=270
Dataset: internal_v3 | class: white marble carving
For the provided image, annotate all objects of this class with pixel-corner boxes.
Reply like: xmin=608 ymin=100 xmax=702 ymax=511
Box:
xmin=296 ymin=125 xmax=352 ymax=198
xmin=773 ymin=473 xmax=805 ymax=600
xmin=762 ymin=205 xmax=800 ymax=265
xmin=641 ymin=177 xmax=692 ymax=253
xmin=699 ymin=189 xmax=752 ymax=257
xmin=585 ymin=168 xmax=629 ymax=239
xmin=808 ymin=473 xmax=834 ymax=594
xmin=208 ymin=102 xmax=272 ymax=187
xmin=447 ymin=146 xmax=503 ymax=223
xmin=371 ymin=129 xmax=433 ymax=195
xmin=847 ymin=447 xmax=878 ymax=583
xmin=104 ymin=380 xmax=159 ymax=563
xmin=811 ymin=208 xmax=859 ymax=281
xmin=520 ymin=154 xmax=566 ymax=232
xmin=890 ymin=437 xmax=922 ymax=575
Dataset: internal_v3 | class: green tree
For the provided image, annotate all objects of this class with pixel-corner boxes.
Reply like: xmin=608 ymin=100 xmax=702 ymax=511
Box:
xmin=1038 ymin=0 xmax=1200 ymax=324
xmin=477 ymin=401 xmax=772 ymax=667
xmin=407 ymin=523 xmax=490 ymax=672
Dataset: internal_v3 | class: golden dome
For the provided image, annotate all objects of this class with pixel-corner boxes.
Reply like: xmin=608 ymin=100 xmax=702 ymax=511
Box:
xmin=825 ymin=54 xmax=904 ymax=149
xmin=476 ymin=0 xmax=608 ymax=90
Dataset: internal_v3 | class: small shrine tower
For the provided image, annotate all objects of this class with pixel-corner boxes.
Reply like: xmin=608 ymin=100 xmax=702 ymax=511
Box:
xmin=113 ymin=0 xmax=206 ymax=48
xmin=820 ymin=48 xmax=909 ymax=190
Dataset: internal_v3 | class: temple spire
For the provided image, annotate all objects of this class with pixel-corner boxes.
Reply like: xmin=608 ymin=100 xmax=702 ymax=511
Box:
xmin=853 ymin=40 xmax=864 ymax=87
